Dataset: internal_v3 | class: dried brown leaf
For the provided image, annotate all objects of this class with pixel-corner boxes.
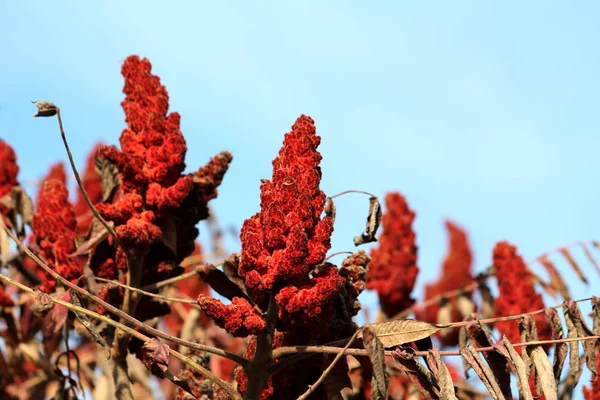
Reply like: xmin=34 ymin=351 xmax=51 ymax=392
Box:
xmin=527 ymin=345 xmax=557 ymax=400
xmin=142 ymin=338 xmax=170 ymax=378
xmin=460 ymin=345 xmax=506 ymax=400
xmin=562 ymin=304 xmax=581 ymax=388
xmin=565 ymin=300 xmax=596 ymax=375
xmin=31 ymin=290 xmax=54 ymax=314
xmin=581 ymin=242 xmax=600 ymax=276
xmin=14 ymin=186 xmax=34 ymax=231
xmin=32 ymin=100 xmax=58 ymax=117
xmin=354 ymin=196 xmax=382 ymax=246
xmin=71 ymin=222 xmax=110 ymax=257
xmin=324 ymin=197 xmax=336 ymax=224
xmin=466 ymin=321 xmax=511 ymax=399
xmin=592 ymin=296 xmax=600 ymax=335
xmin=69 ymin=289 xmax=110 ymax=358
xmin=197 ymin=263 xmax=250 ymax=302
xmin=359 ymin=319 xmax=446 ymax=348
xmin=538 ymin=255 xmax=570 ymax=300
xmin=95 ymin=156 xmax=119 ymax=202
xmin=458 ymin=325 xmax=470 ymax=378
xmin=559 ymin=248 xmax=588 ymax=285
xmin=478 ymin=283 xmax=494 ymax=319
xmin=428 ymin=348 xmax=457 ymax=400
xmin=393 ymin=348 xmax=439 ymax=400
xmin=222 ymin=254 xmax=250 ymax=299
xmin=544 ymin=308 xmax=567 ymax=385
xmin=500 ymin=336 xmax=533 ymax=400
xmin=362 ymin=326 xmax=389 ymax=400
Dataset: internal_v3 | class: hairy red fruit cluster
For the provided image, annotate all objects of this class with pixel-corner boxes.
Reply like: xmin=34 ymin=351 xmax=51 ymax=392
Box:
xmin=492 ymin=241 xmax=551 ymax=350
xmin=418 ymin=220 xmax=474 ymax=346
xmin=0 ymin=140 xmax=19 ymax=215
xmin=197 ymin=295 xmax=266 ymax=337
xmin=96 ymin=55 xmax=192 ymax=249
xmin=275 ymin=264 xmax=344 ymax=330
xmin=238 ymin=115 xmax=334 ymax=294
xmin=32 ymin=179 xmax=82 ymax=293
xmin=367 ymin=192 xmax=418 ymax=317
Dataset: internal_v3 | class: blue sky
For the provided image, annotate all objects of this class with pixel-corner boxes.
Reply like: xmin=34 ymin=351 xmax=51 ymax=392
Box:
xmin=1 ymin=0 xmax=599 ymax=369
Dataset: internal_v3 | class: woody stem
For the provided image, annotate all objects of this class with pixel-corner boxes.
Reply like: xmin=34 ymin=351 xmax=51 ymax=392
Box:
xmin=243 ymin=295 xmax=278 ymax=400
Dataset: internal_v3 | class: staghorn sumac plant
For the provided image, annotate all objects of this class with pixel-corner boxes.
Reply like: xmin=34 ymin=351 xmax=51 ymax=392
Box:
xmin=0 ymin=55 xmax=599 ymax=400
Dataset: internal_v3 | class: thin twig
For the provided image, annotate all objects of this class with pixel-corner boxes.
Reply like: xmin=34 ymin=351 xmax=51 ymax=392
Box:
xmin=80 ymin=275 xmax=198 ymax=305
xmin=273 ymin=295 xmax=595 ymax=360
xmin=273 ymin=334 xmax=600 ymax=359
xmin=296 ymin=329 xmax=361 ymax=400
xmin=0 ymin=272 xmax=241 ymax=400
xmin=329 ymin=189 xmax=377 ymax=199
xmin=140 ymin=257 xmax=228 ymax=292
xmin=0 ymin=218 xmax=247 ymax=367
xmin=55 ymin=109 xmax=120 ymax=247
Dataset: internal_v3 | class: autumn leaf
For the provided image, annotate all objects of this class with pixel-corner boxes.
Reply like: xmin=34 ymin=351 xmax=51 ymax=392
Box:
xmin=354 ymin=196 xmax=382 ymax=246
xmin=359 ymin=319 xmax=446 ymax=348
xmin=142 ymin=338 xmax=170 ymax=378
xmin=362 ymin=326 xmax=388 ymax=400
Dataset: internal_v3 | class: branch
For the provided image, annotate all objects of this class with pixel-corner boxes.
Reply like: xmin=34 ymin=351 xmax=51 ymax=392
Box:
xmin=0 ymin=272 xmax=241 ymax=400
xmin=81 ymin=275 xmax=198 ymax=305
xmin=273 ymin=334 xmax=600 ymax=359
xmin=0 ymin=217 xmax=247 ymax=367
xmin=139 ymin=257 xmax=229 ymax=292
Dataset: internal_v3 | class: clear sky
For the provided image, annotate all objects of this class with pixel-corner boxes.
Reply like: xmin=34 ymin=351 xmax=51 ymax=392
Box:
xmin=1 ymin=1 xmax=599 ymax=383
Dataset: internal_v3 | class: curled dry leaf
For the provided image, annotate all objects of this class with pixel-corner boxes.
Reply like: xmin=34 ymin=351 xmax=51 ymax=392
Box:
xmin=324 ymin=197 xmax=336 ymax=224
xmin=359 ymin=319 xmax=447 ymax=348
xmin=466 ymin=321 xmax=512 ymax=400
xmin=197 ymin=263 xmax=251 ymax=302
xmin=460 ymin=345 xmax=506 ymax=400
xmin=559 ymin=248 xmax=588 ymax=285
xmin=592 ymin=296 xmax=600 ymax=335
xmin=428 ymin=348 xmax=457 ymax=400
xmin=353 ymin=196 xmax=382 ymax=246
xmin=581 ymin=242 xmax=600 ymax=276
xmin=538 ymin=255 xmax=570 ymax=300
xmin=527 ymin=345 xmax=558 ymax=400
xmin=362 ymin=326 xmax=389 ymax=400
xmin=562 ymin=304 xmax=582 ymax=390
xmin=32 ymin=100 xmax=58 ymax=117
xmin=95 ymin=156 xmax=119 ymax=202
xmin=500 ymin=336 xmax=533 ymax=400
xmin=393 ymin=348 xmax=438 ymax=400
xmin=565 ymin=300 xmax=596 ymax=376
xmin=458 ymin=325 xmax=470 ymax=378
xmin=142 ymin=338 xmax=170 ymax=379
xmin=71 ymin=220 xmax=110 ymax=257
xmin=222 ymin=253 xmax=250 ymax=299
xmin=31 ymin=290 xmax=54 ymax=314
xmin=544 ymin=307 xmax=567 ymax=385
xmin=478 ymin=283 xmax=494 ymax=319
